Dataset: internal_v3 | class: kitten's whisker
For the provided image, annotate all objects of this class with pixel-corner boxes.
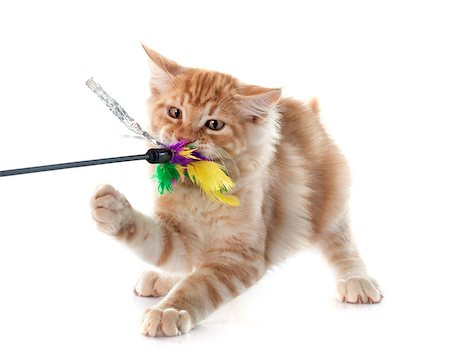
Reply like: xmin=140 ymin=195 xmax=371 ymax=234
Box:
xmin=205 ymin=146 xmax=239 ymax=181
xmin=214 ymin=146 xmax=240 ymax=180
xmin=211 ymin=150 xmax=230 ymax=176
xmin=195 ymin=128 xmax=240 ymax=180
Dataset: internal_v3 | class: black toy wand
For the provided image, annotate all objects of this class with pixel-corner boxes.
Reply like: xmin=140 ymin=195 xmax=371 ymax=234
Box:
xmin=0 ymin=149 xmax=172 ymax=177
xmin=0 ymin=78 xmax=172 ymax=178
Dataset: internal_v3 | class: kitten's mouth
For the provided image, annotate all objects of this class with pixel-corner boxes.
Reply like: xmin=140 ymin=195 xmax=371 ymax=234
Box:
xmin=158 ymin=136 xmax=225 ymax=161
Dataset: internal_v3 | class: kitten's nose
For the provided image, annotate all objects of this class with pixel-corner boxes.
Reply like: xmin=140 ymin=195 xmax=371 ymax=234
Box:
xmin=174 ymin=129 xmax=196 ymax=143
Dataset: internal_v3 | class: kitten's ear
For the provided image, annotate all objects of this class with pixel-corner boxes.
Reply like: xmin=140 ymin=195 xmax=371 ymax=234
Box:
xmin=141 ymin=44 xmax=188 ymax=96
xmin=235 ymin=86 xmax=282 ymax=120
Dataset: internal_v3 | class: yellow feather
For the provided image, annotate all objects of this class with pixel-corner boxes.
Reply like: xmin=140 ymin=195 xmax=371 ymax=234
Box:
xmin=175 ymin=164 xmax=186 ymax=182
xmin=178 ymin=149 xmax=200 ymax=160
xmin=211 ymin=191 xmax=240 ymax=206
xmin=186 ymin=161 xmax=239 ymax=206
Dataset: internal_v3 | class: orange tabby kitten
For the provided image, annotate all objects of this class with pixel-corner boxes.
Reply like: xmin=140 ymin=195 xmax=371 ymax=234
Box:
xmin=90 ymin=45 xmax=382 ymax=337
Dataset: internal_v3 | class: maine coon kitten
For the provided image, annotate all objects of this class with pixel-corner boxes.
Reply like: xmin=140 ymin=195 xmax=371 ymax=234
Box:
xmin=90 ymin=45 xmax=382 ymax=337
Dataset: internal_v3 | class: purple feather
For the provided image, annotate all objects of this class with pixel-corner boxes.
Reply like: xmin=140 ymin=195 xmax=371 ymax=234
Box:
xmin=168 ymin=140 xmax=190 ymax=152
xmin=191 ymin=150 xmax=210 ymax=161
xmin=167 ymin=140 xmax=209 ymax=166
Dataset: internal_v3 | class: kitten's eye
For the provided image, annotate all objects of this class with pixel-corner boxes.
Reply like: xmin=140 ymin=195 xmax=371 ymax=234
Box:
xmin=168 ymin=107 xmax=182 ymax=119
xmin=205 ymin=119 xmax=225 ymax=131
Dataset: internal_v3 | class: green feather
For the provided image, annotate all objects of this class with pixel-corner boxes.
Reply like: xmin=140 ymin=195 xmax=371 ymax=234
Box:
xmin=153 ymin=163 xmax=179 ymax=194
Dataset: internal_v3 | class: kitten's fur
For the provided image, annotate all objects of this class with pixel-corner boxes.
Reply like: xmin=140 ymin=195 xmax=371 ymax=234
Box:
xmin=91 ymin=45 xmax=382 ymax=337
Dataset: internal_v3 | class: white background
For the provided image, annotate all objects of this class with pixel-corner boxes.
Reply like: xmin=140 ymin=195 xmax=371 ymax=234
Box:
xmin=0 ymin=1 xmax=449 ymax=362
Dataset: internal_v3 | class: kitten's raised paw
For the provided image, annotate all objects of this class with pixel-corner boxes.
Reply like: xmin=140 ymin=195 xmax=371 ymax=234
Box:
xmin=141 ymin=307 xmax=193 ymax=337
xmin=337 ymin=276 xmax=383 ymax=304
xmin=134 ymin=271 xmax=180 ymax=297
xmin=90 ymin=184 xmax=134 ymax=236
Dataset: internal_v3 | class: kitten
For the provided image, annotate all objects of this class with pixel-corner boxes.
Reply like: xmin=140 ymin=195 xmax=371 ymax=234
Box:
xmin=90 ymin=45 xmax=382 ymax=337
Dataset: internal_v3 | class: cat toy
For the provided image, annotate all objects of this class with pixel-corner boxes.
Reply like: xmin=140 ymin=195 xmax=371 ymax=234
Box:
xmin=0 ymin=78 xmax=239 ymax=206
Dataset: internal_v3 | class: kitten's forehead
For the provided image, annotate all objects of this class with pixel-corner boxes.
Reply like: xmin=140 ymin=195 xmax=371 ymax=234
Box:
xmin=178 ymin=70 xmax=237 ymax=109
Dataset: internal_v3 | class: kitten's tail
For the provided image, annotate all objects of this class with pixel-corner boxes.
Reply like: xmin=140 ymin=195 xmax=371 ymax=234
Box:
xmin=309 ymin=97 xmax=320 ymax=114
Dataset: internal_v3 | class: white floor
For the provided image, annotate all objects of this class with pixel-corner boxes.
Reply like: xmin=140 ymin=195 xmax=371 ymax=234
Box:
xmin=1 ymin=1 xmax=450 ymax=362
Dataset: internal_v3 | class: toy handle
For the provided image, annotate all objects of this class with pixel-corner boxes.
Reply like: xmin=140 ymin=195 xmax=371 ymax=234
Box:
xmin=0 ymin=148 xmax=173 ymax=177
xmin=145 ymin=148 xmax=172 ymax=163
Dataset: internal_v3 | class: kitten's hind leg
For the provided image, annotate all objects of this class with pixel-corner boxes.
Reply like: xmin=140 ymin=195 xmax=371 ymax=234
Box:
xmin=317 ymin=216 xmax=383 ymax=304
xmin=134 ymin=271 xmax=181 ymax=298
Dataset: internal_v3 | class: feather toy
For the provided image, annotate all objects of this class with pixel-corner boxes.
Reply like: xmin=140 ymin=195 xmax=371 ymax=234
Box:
xmin=156 ymin=140 xmax=239 ymax=206
xmin=0 ymin=79 xmax=239 ymax=207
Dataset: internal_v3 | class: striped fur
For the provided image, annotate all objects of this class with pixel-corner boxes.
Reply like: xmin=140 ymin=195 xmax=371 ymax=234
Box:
xmin=90 ymin=47 xmax=382 ymax=337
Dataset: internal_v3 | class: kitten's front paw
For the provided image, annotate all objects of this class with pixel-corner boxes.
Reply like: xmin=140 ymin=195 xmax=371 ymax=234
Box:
xmin=141 ymin=307 xmax=193 ymax=337
xmin=337 ymin=276 xmax=383 ymax=304
xmin=134 ymin=271 xmax=180 ymax=298
xmin=90 ymin=184 xmax=134 ymax=236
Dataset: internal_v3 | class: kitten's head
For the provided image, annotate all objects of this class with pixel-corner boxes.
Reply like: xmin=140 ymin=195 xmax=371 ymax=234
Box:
xmin=143 ymin=45 xmax=281 ymax=162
